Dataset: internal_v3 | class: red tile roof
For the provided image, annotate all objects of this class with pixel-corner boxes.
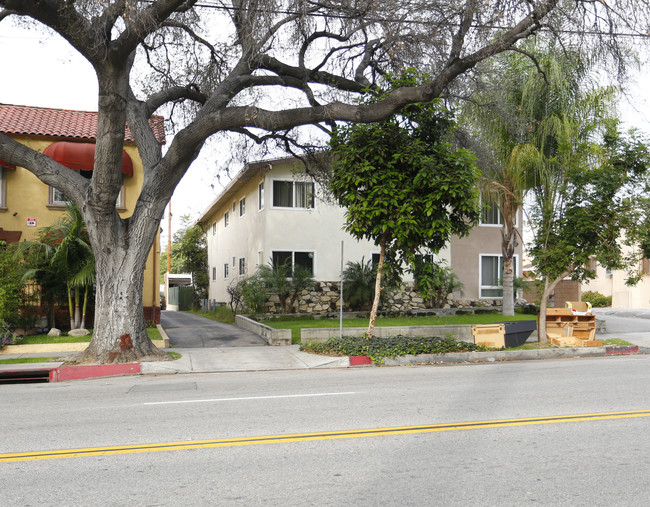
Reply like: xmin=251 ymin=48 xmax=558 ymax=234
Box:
xmin=0 ymin=103 xmax=166 ymax=144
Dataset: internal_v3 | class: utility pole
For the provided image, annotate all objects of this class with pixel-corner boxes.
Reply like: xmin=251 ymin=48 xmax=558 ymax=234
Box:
xmin=167 ymin=199 xmax=172 ymax=274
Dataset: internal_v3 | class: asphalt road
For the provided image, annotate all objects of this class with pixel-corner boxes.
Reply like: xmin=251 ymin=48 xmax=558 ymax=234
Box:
xmin=3 ymin=354 xmax=650 ymax=505
xmin=160 ymin=310 xmax=267 ymax=348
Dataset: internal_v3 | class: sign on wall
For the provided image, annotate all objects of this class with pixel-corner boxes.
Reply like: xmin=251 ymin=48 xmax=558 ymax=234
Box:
xmin=26 ymin=218 xmax=36 ymax=227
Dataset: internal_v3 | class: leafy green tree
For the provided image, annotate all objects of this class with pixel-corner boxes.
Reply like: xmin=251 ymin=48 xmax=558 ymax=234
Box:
xmin=170 ymin=216 xmax=209 ymax=306
xmin=16 ymin=203 xmax=95 ymax=330
xmin=529 ymin=123 xmax=650 ymax=340
xmin=330 ymin=75 xmax=481 ymax=335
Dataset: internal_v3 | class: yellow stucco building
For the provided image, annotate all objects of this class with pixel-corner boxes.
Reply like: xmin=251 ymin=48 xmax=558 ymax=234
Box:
xmin=0 ymin=104 xmax=165 ymax=324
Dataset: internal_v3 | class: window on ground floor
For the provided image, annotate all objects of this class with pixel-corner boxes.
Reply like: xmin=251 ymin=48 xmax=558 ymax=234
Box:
xmin=239 ymin=257 xmax=246 ymax=276
xmin=480 ymin=254 xmax=518 ymax=298
xmin=271 ymin=250 xmax=314 ymax=275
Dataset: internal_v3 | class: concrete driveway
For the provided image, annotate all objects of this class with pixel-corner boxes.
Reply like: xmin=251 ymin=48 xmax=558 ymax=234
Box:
xmin=160 ymin=310 xmax=267 ymax=348
xmin=593 ymin=308 xmax=650 ymax=348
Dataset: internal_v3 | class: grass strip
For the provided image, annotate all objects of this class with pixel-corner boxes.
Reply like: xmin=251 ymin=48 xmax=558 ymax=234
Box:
xmin=0 ymin=357 xmax=64 ymax=364
xmin=9 ymin=327 xmax=163 ymax=345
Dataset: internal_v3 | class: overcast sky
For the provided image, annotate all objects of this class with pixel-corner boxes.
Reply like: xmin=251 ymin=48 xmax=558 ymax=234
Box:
xmin=2 ymin=20 xmax=649 ymax=247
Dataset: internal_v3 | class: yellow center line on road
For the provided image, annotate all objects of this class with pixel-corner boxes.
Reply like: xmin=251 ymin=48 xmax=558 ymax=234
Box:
xmin=3 ymin=409 xmax=650 ymax=463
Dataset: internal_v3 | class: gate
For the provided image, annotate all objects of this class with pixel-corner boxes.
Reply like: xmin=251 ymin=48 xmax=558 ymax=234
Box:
xmin=168 ymin=285 xmax=193 ymax=311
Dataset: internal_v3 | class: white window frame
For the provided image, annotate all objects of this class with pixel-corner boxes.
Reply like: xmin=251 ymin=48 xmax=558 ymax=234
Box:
xmin=257 ymin=250 xmax=264 ymax=267
xmin=224 ymin=263 xmax=229 ymax=279
xmin=479 ymin=200 xmax=520 ymax=227
xmin=224 ymin=211 xmax=229 ymax=228
xmin=232 ymin=201 xmax=236 ymax=213
xmin=239 ymin=257 xmax=246 ymax=275
xmin=258 ymin=181 xmax=265 ymax=211
xmin=271 ymin=249 xmax=316 ymax=276
xmin=49 ymin=179 xmax=125 ymax=209
xmin=479 ymin=253 xmax=520 ymax=299
xmin=271 ymin=179 xmax=315 ymax=210
xmin=239 ymin=197 xmax=246 ymax=217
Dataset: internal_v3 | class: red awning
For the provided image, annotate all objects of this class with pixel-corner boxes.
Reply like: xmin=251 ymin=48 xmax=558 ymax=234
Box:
xmin=0 ymin=158 xmax=16 ymax=169
xmin=43 ymin=141 xmax=133 ymax=176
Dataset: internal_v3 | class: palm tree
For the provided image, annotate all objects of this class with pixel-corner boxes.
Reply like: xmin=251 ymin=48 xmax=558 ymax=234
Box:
xmin=462 ymin=42 xmax=594 ymax=316
xmin=16 ymin=202 xmax=95 ymax=330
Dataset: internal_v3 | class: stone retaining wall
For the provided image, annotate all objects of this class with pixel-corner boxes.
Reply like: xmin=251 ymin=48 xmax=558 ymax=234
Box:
xmin=263 ymin=281 xmax=503 ymax=314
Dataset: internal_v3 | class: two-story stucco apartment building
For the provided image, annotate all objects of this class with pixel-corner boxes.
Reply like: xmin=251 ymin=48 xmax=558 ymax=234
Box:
xmin=0 ymin=103 xmax=165 ymax=323
xmin=197 ymin=156 xmax=523 ymax=310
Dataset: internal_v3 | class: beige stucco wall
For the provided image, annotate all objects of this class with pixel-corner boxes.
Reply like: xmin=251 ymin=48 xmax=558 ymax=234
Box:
xmin=0 ymin=135 xmax=160 ymax=314
xmin=201 ymin=159 xmax=507 ymax=304
xmin=449 ymin=212 xmax=523 ymax=301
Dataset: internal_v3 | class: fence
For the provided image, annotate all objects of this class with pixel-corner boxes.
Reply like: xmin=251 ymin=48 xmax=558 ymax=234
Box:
xmin=168 ymin=286 xmax=193 ymax=311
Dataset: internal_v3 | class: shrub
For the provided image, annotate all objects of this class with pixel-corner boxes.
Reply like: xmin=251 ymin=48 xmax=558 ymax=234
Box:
xmin=412 ymin=258 xmax=463 ymax=308
xmin=581 ymin=290 xmax=612 ymax=307
xmin=240 ymin=273 xmax=267 ymax=314
xmin=300 ymin=334 xmax=486 ymax=363
xmin=342 ymin=257 xmax=375 ymax=311
xmin=258 ymin=261 xmax=315 ymax=314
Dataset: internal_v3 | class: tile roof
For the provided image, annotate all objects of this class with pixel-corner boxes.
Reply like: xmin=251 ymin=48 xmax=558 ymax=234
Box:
xmin=0 ymin=103 xmax=166 ymax=144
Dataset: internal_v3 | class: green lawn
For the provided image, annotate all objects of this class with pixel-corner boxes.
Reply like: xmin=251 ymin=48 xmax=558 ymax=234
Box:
xmin=11 ymin=327 xmax=163 ymax=345
xmin=0 ymin=357 xmax=65 ymax=364
xmin=185 ymin=307 xmax=235 ymax=324
xmin=265 ymin=313 xmax=537 ymax=343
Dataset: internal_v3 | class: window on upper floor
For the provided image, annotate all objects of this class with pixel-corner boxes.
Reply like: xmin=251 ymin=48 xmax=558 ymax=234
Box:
xmin=239 ymin=197 xmax=246 ymax=217
xmin=272 ymin=250 xmax=314 ymax=275
xmin=224 ymin=263 xmax=229 ymax=279
xmin=480 ymin=199 xmax=519 ymax=227
xmin=224 ymin=211 xmax=229 ymax=227
xmin=212 ymin=267 xmax=216 ymax=281
xmin=258 ymin=182 xmax=264 ymax=211
xmin=239 ymin=257 xmax=246 ymax=276
xmin=480 ymin=254 xmax=519 ymax=298
xmin=232 ymin=201 xmax=236 ymax=213
xmin=481 ymin=204 xmax=502 ymax=225
xmin=48 ymin=169 xmax=124 ymax=209
xmin=212 ymin=222 xmax=216 ymax=235
xmin=272 ymin=180 xmax=314 ymax=209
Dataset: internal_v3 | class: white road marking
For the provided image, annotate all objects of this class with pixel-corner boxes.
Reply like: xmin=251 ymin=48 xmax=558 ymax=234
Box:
xmin=143 ymin=392 xmax=357 ymax=405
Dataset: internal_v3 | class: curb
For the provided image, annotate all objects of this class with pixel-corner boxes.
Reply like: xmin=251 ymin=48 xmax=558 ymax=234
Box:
xmin=359 ymin=345 xmax=647 ymax=367
xmin=50 ymin=363 xmax=141 ymax=382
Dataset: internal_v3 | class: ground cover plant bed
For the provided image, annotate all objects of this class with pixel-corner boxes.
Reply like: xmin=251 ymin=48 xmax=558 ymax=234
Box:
xmin=6 ymin=328 xmax=162 ymax=346
xmin=300 ymin=335 xmax=487 ymax=363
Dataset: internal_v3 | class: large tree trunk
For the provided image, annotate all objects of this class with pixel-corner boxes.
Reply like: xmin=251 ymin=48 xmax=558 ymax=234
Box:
xmin=74 ymin=211 xmax=166 ymax=364
xmin=367 ymin=234 xmax=387 ymax=337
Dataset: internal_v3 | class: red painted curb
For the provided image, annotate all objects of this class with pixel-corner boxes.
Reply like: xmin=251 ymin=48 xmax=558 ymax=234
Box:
xmin=349 ymin=355 xmax=372 ymax=366
xmin=605 ymin=345 xmax=639 ymax=355
xmin=50 ymin=363 xmax=141 ymax=382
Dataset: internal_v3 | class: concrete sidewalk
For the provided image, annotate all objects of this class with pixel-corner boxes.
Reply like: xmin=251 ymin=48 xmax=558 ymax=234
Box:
xmin=141 ymin=345 xmax=350 ymax=374
xmin=3 ymin=308 xmax=650 ymax=381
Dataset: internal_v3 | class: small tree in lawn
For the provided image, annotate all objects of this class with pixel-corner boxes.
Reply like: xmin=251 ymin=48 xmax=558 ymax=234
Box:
xmin=530 ymin=124 xmax=650 ymax=341
xmin=329 ymin=76 xmax=481 ymax=336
